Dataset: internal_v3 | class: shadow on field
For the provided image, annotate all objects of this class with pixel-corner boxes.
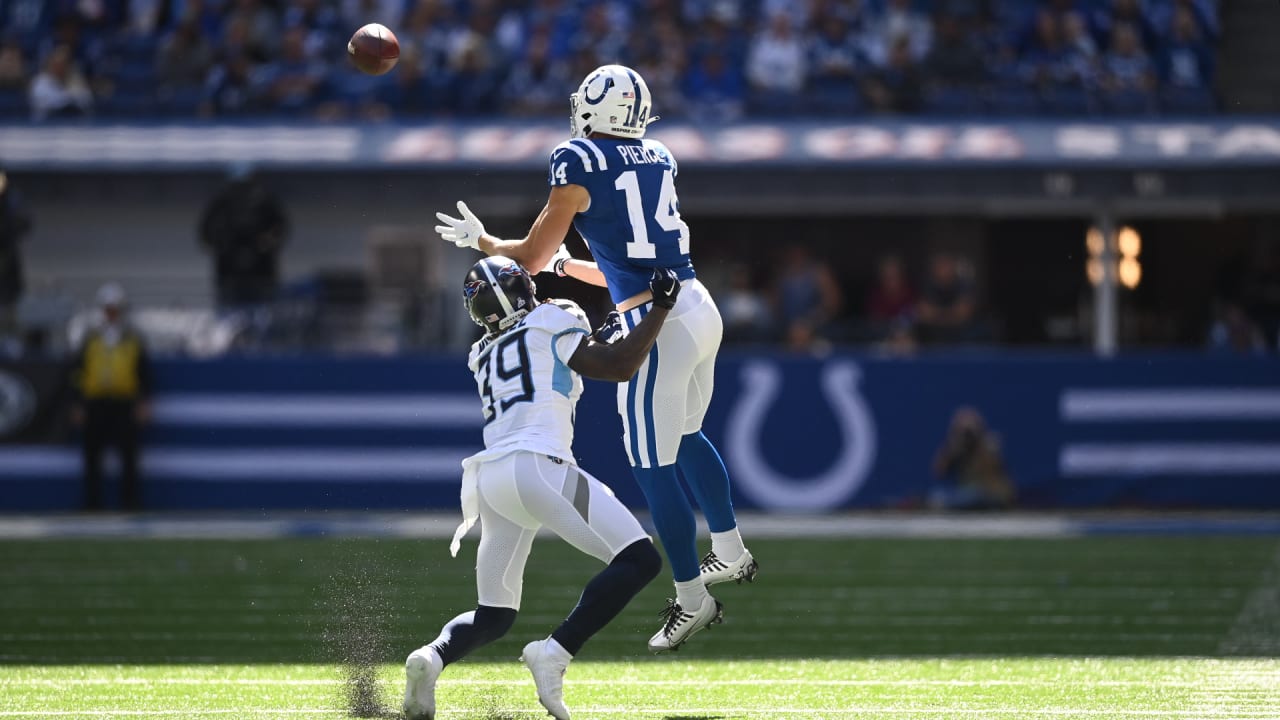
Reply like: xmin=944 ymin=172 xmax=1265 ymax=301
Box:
xmin=1 ymin=536 xmax=1276 ymax=664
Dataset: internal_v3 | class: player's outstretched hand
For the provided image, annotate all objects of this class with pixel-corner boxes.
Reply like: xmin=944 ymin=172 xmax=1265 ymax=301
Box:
xmin=650 ymin=268 xmax=681 ymax=309
xmin=545 ymin=243 xmax=572 ymax=276
xmin=434 ymin=201 xmax=486 ymax=251
xmin=593 ymin=311 xmax=625 ymax=344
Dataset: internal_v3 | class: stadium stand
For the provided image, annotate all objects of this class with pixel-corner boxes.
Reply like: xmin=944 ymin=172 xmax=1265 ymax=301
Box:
xmin=0 ymin=0 xmax=1222 ymax=121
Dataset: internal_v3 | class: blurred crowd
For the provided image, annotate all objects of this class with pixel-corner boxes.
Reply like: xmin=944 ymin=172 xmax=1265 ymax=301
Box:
xmin=706 ymin=245 xmax=988 ymax=355
xmin=0 ymin=0 xmax=1219 ymax=121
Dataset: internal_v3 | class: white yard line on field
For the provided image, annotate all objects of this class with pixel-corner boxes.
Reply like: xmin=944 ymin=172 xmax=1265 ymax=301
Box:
xmin=0 ymin=678 xmax=1213 ymax=688
xmin=1217 ymin=542 xmax=1280 ymax=656
xmin=0 ymin=710 xmax=1277 ymax=718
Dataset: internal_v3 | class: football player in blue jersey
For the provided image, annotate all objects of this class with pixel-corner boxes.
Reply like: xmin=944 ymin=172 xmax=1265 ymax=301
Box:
xmin=435 ymin=64 xmax=757 ymax=653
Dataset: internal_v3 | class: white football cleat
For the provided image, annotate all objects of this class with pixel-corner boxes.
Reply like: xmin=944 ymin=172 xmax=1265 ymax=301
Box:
xmin=700 ymin=549 xmax=759 ymax=586
xmin=521 ymin=638 xmax=572 ymax=720
xmin=403 ymin=645 xmax=443 ymax=720
xmin=647 ymin=594 xmax=724 ymax=653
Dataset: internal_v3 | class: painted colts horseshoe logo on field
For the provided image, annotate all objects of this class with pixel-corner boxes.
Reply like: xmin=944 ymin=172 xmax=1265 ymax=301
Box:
xmin=726 ymin=361 xmax=877 ymax=511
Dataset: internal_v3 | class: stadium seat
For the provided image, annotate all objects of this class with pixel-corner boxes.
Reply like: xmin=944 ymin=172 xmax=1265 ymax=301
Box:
xmin=0 ymin=89 xmax=28 ymax=119
xmin=1161 ymin=86 xmax=1217 ymax=115
xmin=923 ymin=87 xmax=984 ymax=116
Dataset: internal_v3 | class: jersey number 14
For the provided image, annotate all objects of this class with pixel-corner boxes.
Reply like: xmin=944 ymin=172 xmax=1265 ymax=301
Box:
xmin=615 ymin=169 xmax=690 ymax=260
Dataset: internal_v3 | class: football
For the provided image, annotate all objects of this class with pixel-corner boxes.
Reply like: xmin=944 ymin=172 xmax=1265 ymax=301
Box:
xmin=347 ymin=23 xmax=400 ymax=76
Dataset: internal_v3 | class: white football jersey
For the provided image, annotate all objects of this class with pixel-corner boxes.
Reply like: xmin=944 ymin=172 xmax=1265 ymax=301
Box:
xmin=466 ymin=299 xmax=593 ymax=462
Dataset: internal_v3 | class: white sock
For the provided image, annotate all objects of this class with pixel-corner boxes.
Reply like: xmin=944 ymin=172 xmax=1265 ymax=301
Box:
xmin=710 ymin=527 xmax=746 ymax=562
xmin=674 ymin=578 xmax=710 ymax=610
xmin=544 ymin=636 xmax=573 ymax=662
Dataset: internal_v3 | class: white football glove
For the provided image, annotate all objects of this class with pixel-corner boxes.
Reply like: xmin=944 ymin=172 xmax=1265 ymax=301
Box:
xmin=544 ymin=243 xmax=572 ymax=276
xmin=434 ymin=201 xmax=486 ymax=251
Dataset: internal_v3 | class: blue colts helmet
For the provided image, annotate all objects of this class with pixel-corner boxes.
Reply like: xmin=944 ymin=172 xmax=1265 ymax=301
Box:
xmin=570 ymin=64 xmax=658 ymax=139
xmin=463 ymin=257 xmax=537 ymax=334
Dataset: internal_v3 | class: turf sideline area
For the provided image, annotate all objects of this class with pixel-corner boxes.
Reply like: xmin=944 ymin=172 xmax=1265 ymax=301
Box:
xmin=2 ymin=511 xmax=1279 ymax=540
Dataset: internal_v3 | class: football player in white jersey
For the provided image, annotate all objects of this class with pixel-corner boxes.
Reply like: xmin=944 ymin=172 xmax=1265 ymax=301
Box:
xmin=435 ymin=64 xmax=756 ymax=654
xmin=402 ymin=257 xmax=685 ymax=720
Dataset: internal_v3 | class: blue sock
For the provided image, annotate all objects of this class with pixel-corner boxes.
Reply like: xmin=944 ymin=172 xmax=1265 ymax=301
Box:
xmin=631 ymin=465 xmax=700 ymax=582
xmin=551 ymin=540 xmax=662 ymax=655
xmin=676 ymin=431 xmax=738 ymax=533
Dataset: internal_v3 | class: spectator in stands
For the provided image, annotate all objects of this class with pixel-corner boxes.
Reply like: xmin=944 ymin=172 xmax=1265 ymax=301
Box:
xmin=865 ymin=255 xmax=916 ymax=328
xmin=370 ymin=45 xmax=434 ymax=118
xmin=811 ymin=0 xmax=870 ymax=31
xmin=0 ymin=37 xmax=26 ymax=87
xmin=865 ymin=0 xmax=933 ymax=66
xmin=862 ymin=34 xmax=923 ymax=113
xmin=1100 ymin=23 xmax=1156 ymax=113
xmin=125 ymin=0 xmax=173 ymax=37
xmin=930 ymin=407 xmax=1015 ymax=511
xmin=806 ymin=12 xmax=865 ymax=114
xmin=29 ymin=45 xmax=93 ymax=120
xmin=226 ymin=0 xmax=281 ymax=60
xmin=1020 ymin=9 xmax=1093 ymax=113
xmin=1159 ymin=5 xmax=1214 ymax=109
xmin=201 ymin=51 xmax=264 ymax=116
xmin=1090 ymin=0 xmax=1158 ymax=54
xmin=264 ymin=24 xmax=328 ymax=115
xmin=284 ymin=0 xmax=343 ymax=61
xmin=1239 ymin=239 xmax=1280 ymax=348
xmin=924 ymin=13 xmax=988 ymax=109
xmin=503 ymin=29 xmax=570 ymax=117
xmin=683 ymin=50 xmax=745 ymax=122
xmin=719 ymin=263 xmax=773 ymax=344
xmin=1151 ymin=0 xmax=1219 ymax=41
xmin=775 ymin=243 xmax=843 ymax=353
xmin=630 ymin=16 xmax=688 ymax=119
xmin=157 ymin=17 xmax=215 ymax=90
xmin=0 ymin=170 xmax=32 ymax=353
xmin=1207 ymin=302 xmax=1267 ymax=356
xmin=199 ymin=165 xmax=290 ymax=308
xmin=1062 ymin=12 xmax=1099 ymax=62
xmin=447 ymin=34 xmax=503 ymax=116
xmin=916 ymin=252 xmax=977 ymax=343
xmin=399 ymin=0 xmax=454 ymax=80
xmin=443 ymin=10 xmax=505 ymax=115
xmin=746 ymin=12 xmax=807 ymax=114
xmin=70 ymin=284 xmax=152 ymax=512
xmin=572 ymin=3 xmax=628 ymax=66
xmin=342 ymin=0 xmax=405 ymax=33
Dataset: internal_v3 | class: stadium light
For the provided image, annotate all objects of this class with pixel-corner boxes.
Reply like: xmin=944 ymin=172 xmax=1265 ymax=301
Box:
xmin=1085 ymin=225 xmax=1141 ymax=290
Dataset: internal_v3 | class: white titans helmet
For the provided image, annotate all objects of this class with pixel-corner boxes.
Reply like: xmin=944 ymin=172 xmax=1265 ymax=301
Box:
xmin=570 ymin=64 xmax=658 ymax=139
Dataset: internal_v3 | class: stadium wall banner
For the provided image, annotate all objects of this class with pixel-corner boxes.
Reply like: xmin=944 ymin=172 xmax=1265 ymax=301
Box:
xmin=0 ymin=353 xmax=1276 ymax=511
xmin=0 ymin=361 xmax=70 ymax=445
xmin=2 ymin=120 xmax=1280 ymax=169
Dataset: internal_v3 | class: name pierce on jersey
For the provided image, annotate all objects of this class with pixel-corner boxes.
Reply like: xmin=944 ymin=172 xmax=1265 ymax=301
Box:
xmin=615 ymin=144 xmax=665 ymax=166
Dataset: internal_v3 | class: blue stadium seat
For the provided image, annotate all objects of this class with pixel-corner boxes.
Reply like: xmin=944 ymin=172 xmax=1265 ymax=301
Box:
xmin=1102 ymin=89 xmax=1157 ymax=116
xmin=923 ymin=87 xmax=984 ymax=116
xmin=985 ymin=85 xmax=1040 ymax=115
xmin=1161 ymin=86 xmax=1217 ymax=115
xmin=101 ymin=89 xmax=157 ymax=117
xmin=159 ymin=86 xmax=205 ymax=117
xmin=1041 ymin=86 xmax=1095 ymax=116
xmin=114 ymin=62 xmax=158 ymax=90
xmin=0 ymin=89 xmax=28 ymax=119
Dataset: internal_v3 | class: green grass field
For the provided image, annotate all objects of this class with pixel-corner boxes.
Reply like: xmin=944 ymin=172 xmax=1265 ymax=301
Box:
xmin=2 ymin=535 xmax=1278 ymax=718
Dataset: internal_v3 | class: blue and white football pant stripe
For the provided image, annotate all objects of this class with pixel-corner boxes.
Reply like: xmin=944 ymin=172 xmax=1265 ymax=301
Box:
xmin=617 ymin=280 xmax=722 ymax=469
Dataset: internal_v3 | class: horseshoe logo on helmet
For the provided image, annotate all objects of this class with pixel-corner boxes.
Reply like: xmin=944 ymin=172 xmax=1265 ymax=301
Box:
xmin=582 ymin=73 xmax=614 ymax=105
xmin=726 ymin=361 xmax=877 ymax=511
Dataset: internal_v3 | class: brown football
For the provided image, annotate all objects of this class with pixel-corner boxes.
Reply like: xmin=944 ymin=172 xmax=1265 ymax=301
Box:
xmin=347 ymin=23 xmax=400 ymax=76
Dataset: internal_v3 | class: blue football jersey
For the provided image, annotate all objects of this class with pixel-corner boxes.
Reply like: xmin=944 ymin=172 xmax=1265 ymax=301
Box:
xmin=547 ymin=137 xmax=697 ymax=305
